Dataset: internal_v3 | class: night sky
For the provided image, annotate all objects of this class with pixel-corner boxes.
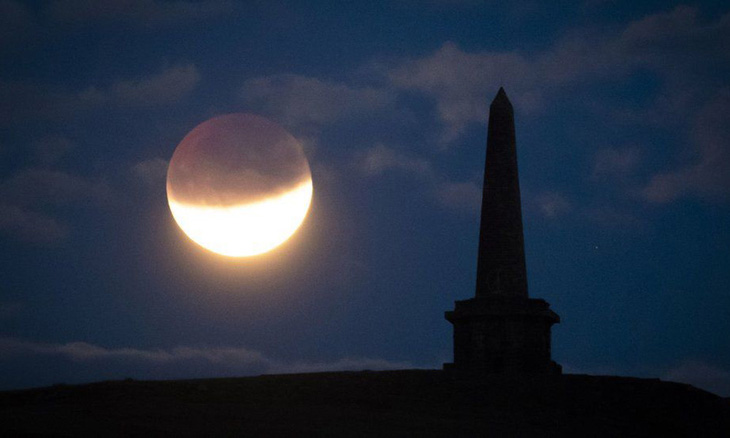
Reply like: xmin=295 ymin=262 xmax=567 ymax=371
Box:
xmin=1 ymin=0 xmax=729 ymax=396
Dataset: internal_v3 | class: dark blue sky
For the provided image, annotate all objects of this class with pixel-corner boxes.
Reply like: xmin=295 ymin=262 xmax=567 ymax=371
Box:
xmin=1 ymin=0 xmax=729 ymax=396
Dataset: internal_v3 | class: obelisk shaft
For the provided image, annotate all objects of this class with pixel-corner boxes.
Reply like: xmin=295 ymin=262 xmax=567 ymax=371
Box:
xmin=475 ymin=88 xmax=528 ymax=299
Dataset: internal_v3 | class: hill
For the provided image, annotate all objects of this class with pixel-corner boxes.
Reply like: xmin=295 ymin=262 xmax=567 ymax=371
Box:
xmin=1 ymin=370 xmax=728 ymax=436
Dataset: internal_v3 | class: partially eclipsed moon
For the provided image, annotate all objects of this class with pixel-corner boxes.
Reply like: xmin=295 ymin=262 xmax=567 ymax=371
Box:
xmin=166 ymin=114 xmax=313 ymax=257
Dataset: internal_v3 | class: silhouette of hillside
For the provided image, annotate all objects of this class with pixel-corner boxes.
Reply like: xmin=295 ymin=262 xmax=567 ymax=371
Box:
xmin=1 ymin=370 xmax=728 ymax=436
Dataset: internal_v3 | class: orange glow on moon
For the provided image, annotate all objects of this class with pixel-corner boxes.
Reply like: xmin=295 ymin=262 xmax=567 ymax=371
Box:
xmin=166 ymin=114 xmax=313 ymax=257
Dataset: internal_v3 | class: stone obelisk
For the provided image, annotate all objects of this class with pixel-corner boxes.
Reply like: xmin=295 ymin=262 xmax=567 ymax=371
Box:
xmin=445 ymin=88 xmax=561 ymax=375
xmin=476 ymin=87 xmax=528 ymax=299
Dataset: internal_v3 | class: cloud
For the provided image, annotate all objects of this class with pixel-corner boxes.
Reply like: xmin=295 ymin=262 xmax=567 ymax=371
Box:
xmin=237 ymin=71 xmax=494 ymax=214
xmin=241 ymin=74 xmax=393 ymax=134
xmin=354 ymin=143 xmax=482 ymax=212
xmin=232 ymin=6 xmax=729 ymax=209
xmin=0 ymin=338 xmax=420 ymax=389
xmin=355 ymin=143 xmax=432 ymax=176
xmin=617 ymin=6 xmax=730 ymax=72
xmin=0 ymin=80 xmax=74 ymax=125
xmin=386 ymin=36 xmax=630 ymax=142
xmin=0 ymin=168 xmax=110 ymax=208
xmin=0 ymin=65 xmax=199 ymax=125
xmin=47 ymin=0 xmax=235 ymax=25
xmin=592 ymin=147 xmax=641 ymax=180
xmin=518 ymin=188 xmax=575 ymax=221
xmin=388 ymin=43 xmax=536 ymax=142
xmin=582 ymin=205 xmax=641 ymax=229
xmin=433 ymin=180 xmax=481 ymax=211
xmin=0 ymin=168 xmax=110 ymax=243
xmin=278 ymin=357 xmax=415 ymax=375
xmin=533 ymin=191 xmax=572 ymax=219
xmin=663 ymin=361 xmax=730 ymax=397
xmin=131 ymin=157 xmax=169 ymax=188
xmin=32 ymin=136 xmax=75 ymax=166
xmin=385 ymin=6 xmax=730 ymax=148
xmin=0 ymin=204 xmax=68 ymax=243
xmin=85 ymin=64 xmax=200 ymax=107
xmin=0 ymin=143 xmax=105 ymax=243
xmin=641 ymin=89 xmax=730 ymax=204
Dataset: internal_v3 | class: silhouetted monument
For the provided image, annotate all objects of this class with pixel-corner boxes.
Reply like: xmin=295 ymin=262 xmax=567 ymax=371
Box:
xmin=445 ymin=88 xmax=561 ymax=375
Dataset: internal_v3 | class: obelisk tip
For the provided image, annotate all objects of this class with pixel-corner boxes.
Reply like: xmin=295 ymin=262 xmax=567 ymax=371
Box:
xmin=491 ymin=87 xmax=512 ymax=108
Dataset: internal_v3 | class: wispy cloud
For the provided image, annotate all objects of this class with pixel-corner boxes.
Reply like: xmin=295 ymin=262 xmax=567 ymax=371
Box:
xmin=0 ymin=204 xmax=69 ymax=243
xmin=641 ymin=89 xmax=730 ymax=204
xmin=387 ymin=5 xmax=729 ymax=134
xmin=1 ymin=64 xmax=200 ymax=125
xmin=0 ymin=168 xmax=110 ymax=208
xmin=0 ymin=338 xmax=422 ymax=389
xmin=130 ymin=157 xmax=169 ymax=189
xmin=384 ymin=6 xmax=730 ymax=205
xmin=82 ymin=64 xmax=200 ymax=107
xmin=229 ymin=5 xmax=729 ymax=211
xmin=592 ymin=147 xmax=641 ymax=181
xmin=432 ymin=180 xmax=481 ymax=212
xmin=241 ymin=74 xmax=393 ymax=137
xmin=533 ymin=191 xmax=573 ymax=219
xmin=354 ymin=143 xmax=482 ymax=212
xmin=388 ymin=43 xmax=539 ymax=143
xmin=354 ymin=143 xmax=432 ymax=177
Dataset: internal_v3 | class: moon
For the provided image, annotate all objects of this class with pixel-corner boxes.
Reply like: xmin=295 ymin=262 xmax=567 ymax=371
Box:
xmin=166 ymin=114 xmax=313 ymax=257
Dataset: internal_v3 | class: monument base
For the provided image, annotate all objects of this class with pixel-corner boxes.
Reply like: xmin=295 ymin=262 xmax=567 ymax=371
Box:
xmin=445 ymin=296 xmax=560 ymax=375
